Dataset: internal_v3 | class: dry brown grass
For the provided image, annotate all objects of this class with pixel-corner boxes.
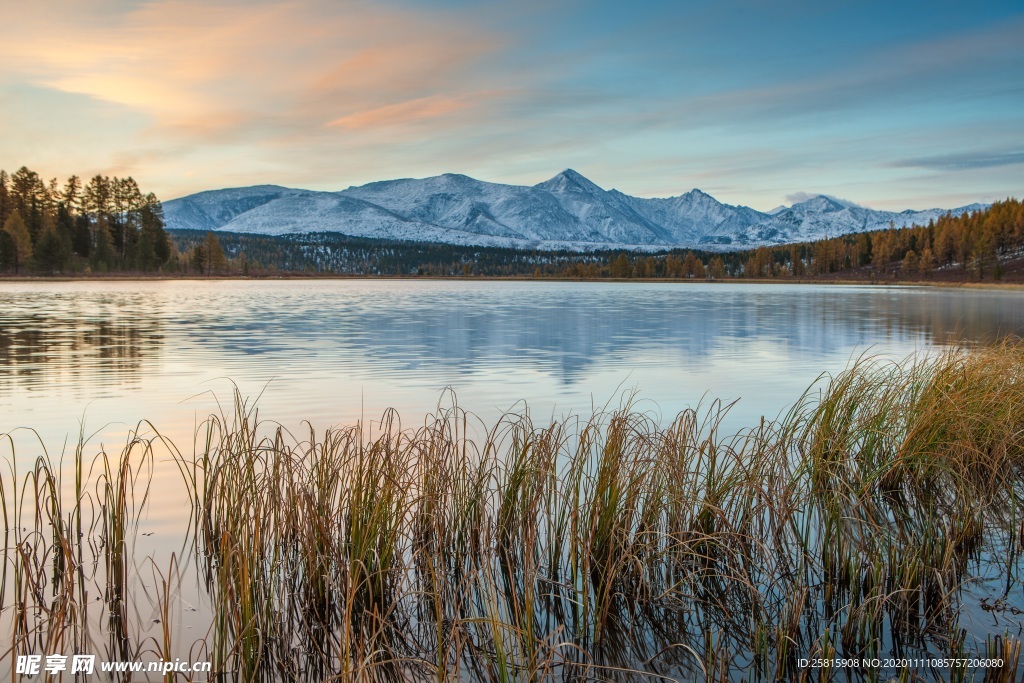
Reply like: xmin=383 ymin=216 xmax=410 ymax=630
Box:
xmin=4 ymin=344 xmax=1024 ymax=680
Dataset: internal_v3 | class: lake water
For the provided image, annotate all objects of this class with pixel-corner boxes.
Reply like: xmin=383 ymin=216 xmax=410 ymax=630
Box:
xmin=3 ymin=279 xmax=1022 ymax=542
xmin=2 ymin=279 xmax=1022 ymax=534
xmin=2 ymin=280 xmax=1023 ymax=677
xmin=3 ymin=280 xmax=1022 ymax=454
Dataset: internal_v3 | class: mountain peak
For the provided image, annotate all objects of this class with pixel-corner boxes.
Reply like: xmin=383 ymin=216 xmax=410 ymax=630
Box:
xmin=792 ymin=195 xmax=847 ymax=212
xmin=680 ymin=188 xmax=717 ymax=203
xmin=438 ymin=172 xmax=474 ymax=182
xmin=536 ymin=169 xmax=605 ymax=194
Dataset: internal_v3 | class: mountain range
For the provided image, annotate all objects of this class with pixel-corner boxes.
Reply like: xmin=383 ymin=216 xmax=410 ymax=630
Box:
xmin=163 ymin=170 xmax=987 ymax=251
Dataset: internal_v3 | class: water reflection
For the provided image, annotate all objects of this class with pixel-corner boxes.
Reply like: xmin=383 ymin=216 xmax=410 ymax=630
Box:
xmin=0 ymin=281 xmax=1021 ymax=452
xmin=291 ymin=285 xmax=1022 ymax=382
xmin=1 ymin=283 xmax=1020 ymax=393
xmin=0 ymin=294 xmax=162 ymax=393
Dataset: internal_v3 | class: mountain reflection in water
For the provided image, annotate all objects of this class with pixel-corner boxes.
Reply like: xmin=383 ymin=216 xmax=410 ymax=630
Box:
xmin=0 ymin=281 xmax=1021 ymax=446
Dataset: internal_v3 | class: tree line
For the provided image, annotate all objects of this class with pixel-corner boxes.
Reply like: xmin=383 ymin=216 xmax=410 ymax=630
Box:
xmin=726 ymin=199 xmax=1024 ymax=281
xmin=5 ymin=168 xmax=1017 ymax=282
xmin=542 ymin=199 xmax=1023 ymax=282
xmin=0 ymin=166 xmax=171 ymax=274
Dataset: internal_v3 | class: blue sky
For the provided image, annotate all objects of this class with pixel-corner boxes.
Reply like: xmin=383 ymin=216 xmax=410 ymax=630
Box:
xmin=0 ymin=0 xmax=1020 ymax=210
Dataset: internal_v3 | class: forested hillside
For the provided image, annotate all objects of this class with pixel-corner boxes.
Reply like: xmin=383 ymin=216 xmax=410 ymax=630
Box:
xmin=728 ymin=198 xmax=1024 ymax=281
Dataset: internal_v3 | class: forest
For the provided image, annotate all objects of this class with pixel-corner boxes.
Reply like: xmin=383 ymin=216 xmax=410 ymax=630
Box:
xmin=0 ymin=166 xmax=170 ymax=274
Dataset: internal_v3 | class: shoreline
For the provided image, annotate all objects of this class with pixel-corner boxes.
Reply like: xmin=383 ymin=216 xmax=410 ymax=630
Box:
xmin=1 ymin=272 xmax=1022 ymax=289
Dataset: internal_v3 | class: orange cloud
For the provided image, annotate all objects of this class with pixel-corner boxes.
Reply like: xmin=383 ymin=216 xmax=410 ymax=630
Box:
xmin=327 ymin=96 xmax=470 ymax=130
xmin=0 ymin=0 xmax=503 ymax=138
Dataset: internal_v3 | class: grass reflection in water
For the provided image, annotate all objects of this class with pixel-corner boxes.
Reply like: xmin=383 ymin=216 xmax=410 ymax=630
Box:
xmin=4 ymin=343 xmax=1024 ymax=681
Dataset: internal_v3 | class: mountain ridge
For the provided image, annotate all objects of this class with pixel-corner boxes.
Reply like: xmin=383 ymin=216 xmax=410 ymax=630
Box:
xmin=163 ymin=170 xmax=987 ymax=251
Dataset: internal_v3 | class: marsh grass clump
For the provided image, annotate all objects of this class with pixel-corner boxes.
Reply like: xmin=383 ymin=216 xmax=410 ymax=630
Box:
xmin=176 ymin=343 xmax=1024 ymax=681
xmin=4 ymin=344 xmax=1024 ymax=681
xmin=0 ymin=424 xmax=172 ymax=674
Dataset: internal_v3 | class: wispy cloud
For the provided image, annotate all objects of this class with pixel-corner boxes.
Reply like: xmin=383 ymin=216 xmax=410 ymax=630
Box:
xmin=0 ymin=0 xmax=504 ymax=139
xmin=889 ymin=150 xmax=1024 ymax=172
xmin=325 ymin=91 xmax=512 ymax=131
xmin=621 ymin=16 xmax=1024 ymax=132
xmin=327 ymin=97 xmax=467 ymax=130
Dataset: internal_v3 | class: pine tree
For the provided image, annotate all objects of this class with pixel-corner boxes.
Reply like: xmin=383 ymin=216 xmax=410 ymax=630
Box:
xmin=190 ymin=245 xmax=205 ymax=273
xmin=3 ymin=210 xmax=32 ymax=273
xmin=611 ymin=253 xmax=631 ymax=278
xmin=63 ymin=175 xmax=81 ymax=213
xmin=0 ymin=170 xmax=9 ymax=226
xmin=90 ymin=218 xmax=117 ymax=272
xmin=135 ymin=228 xmax=159 ymax=271
xmin=34 ymin=225 xmax=68 ymax=274
xmin=73 ymin=214 xmax=91 ymax=257
xmin=708 ymin=256 xmax=725 ymax=279
xmin=139 ymin=195 xmax=170 ymax=264
xmin=0 ymin=231 xmax=13 ymax=272
xmin=901 ymin=250 xmax=918 ymax=277
xmin=10 ymin=167 xmax=46 ymax=241
xmin=203 ymin=231 xmax=228 ymax=274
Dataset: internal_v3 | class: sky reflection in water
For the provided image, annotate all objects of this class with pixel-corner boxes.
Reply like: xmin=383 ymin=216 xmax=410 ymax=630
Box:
xmin=1 ymin=280 xmax=1022 ymax=463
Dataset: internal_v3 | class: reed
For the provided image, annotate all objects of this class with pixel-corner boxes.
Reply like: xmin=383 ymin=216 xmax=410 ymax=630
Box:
xmin=1 ymin=424 xmax=166 ymax=679
xmin=3 ymin=343 xmax=1024 ymax=681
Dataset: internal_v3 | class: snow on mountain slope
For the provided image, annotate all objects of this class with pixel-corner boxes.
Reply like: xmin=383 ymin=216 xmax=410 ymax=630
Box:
xmin=193 ymin=190 xmax=553 ymax=248
xmin=532 ymin=170 xmax=672 ymax=244
xmin=735 ymin=196 xmax=982 ymax=246
xmin=339 ymin=173 xmax=596 ymax=242
xmin=613 ymin=188 xmax=768 ymax=245
xmin=163 ymin=172 xmax=987 ymax=251
xmin=163 ymin=185 xmax=304 ymax=233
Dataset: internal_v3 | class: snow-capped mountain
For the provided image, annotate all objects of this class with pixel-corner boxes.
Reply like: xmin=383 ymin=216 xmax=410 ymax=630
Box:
xmin=163 ymin=170 xmax=986 ymax=251
xmin=736 ymin=195 xmax=989 ymax=246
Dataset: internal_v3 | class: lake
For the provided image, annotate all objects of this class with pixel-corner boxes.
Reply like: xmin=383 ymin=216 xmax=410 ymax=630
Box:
xmin=2 ymin=279 xmax=1023 ymax=680
xmin=3 ymin=280 xmax=1022 ymax=450
xmin=2 ymin=279 xmax=1022 ymax=529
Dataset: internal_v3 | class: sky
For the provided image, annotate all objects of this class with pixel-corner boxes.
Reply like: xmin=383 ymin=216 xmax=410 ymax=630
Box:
xmin=0 ymin=0 xmax=1021 ymax=211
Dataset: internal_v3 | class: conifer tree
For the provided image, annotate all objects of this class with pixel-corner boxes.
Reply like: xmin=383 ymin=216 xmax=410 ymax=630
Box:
xmin=611 ymin=253 xmax=631 ymax=278
xmin=90 ymin=217 xmax=117 ymax=272
xmin=0 ymin=231 xmax=13 ymax=271
xmin=901 ymin=250 xmax=918 ymax=276
xmin=708 ymin=256 xmax=725 ymax=279
xmin=203 ymin=231 xmax=228 ymax=274
xmin=3 ymin=210 xmax=32 ymax=273
xmin=0 ymin=170 xmax=9 ymax=225
xmin=34 ymin=224 xmax=68 ymax=274
xmin=72 ymin=214 xmax=91 ymax=257
xmin=919 ymin=245 xmax=935 ymax=277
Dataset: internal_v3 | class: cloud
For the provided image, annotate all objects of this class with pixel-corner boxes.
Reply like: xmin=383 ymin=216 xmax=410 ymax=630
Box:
xmin=627 ymin=16 xmax=1024 ymax=133
xmin=326 ymin=93 xmax=507 ymax=131
xmin=784 ymin=192 xmax=862 ymax=208
xmin=0 ymin=0 xmax=504 ymax=140
xmin=889 ymin=150 xmax=1024 ymax=172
